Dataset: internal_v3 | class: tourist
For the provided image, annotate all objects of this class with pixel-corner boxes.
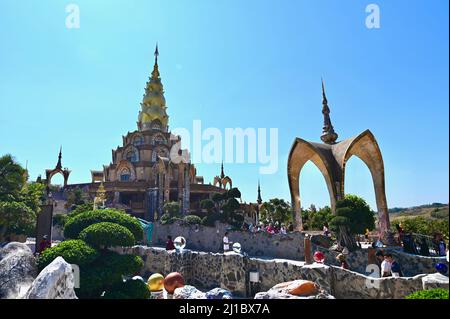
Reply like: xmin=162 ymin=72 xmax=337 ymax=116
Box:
xmin=280 ymin=224 xmax=287 ymax=235
xmin=38 ymin=235 xmax=51 ymax=254
xmin=365 ymin=228 xmax=370 ymax=242
xmin=438 ymin=238 xmax=447 ymax=256
xmin=323 ymin=223 xmax=330 ymax=237
xmin=288 ymin=222 xmax=294 ymax=232
xmin=419 ymin=237 xmax=430 ymax=256
xmin=385 ymin=253 xmax=403 ymax=277
xmin=223 ymin=232 xmax=233 ymax=252
xmin=381 ymin=253 xmax=392 ymax=277
xmin=395 ymin=224 xmax=404 ymax=245
xmin=336 ymin=253 xmax=349 ymax=270
xmin=266 ymin=223 xmax=275 ymax=234
xmin=375 ymin=250 xmax=384 ymax=268
xmin=166 ymin=235 xmax=175 ymax=250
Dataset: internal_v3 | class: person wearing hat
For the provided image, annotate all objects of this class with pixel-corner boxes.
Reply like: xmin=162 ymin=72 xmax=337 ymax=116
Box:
xmin=336 ymin=253 xmax=349 ymax=270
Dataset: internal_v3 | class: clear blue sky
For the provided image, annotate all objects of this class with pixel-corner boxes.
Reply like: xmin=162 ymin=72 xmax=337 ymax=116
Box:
xmin=0 ymin=0 xmax=448 ymax=210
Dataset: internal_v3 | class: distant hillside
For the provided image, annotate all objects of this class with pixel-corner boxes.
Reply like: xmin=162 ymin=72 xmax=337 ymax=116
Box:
xmin=389 ymin=203 xmax=449 ymax=221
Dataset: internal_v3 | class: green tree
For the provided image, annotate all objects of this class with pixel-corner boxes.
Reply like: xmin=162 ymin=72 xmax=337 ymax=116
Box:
xmin=260 ymin=198 xmax=292 ymax=225
xmin=0 ymin=154 xmax=25 ymax=202
xmin=310 ymin=206 xmax=333 ymax=230
xmin=0 ymin=201 xmax=36 ymax=240
xmin=20 ymin=182 xmax=46 ymax=215
xmin=163 ymin=201 xmax=181 ymax=217
xmin=396 ymin=216 xmax=449 ymax=240
xmin=330 ymin=195 xmax=375 ymax=251
xmin=200 ymin=199 xmax=215 ymax=213
xmin=65 ymin=188 xmax=86 ymax=209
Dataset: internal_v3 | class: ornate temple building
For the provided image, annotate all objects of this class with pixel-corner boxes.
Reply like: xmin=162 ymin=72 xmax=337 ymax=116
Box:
xmin=52 ymin=46 xmax=231 ymax=221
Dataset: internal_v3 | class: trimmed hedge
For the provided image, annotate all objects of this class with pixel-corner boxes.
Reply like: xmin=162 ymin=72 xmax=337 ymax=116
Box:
xmin=77 ymin=251 xmax=144 ymax=298
xmin=183 ymin=215 xmax=202 ymax=225
xmin=202 ymin=212 xmax=223 ymax=227
xmin=160 ymin=214 xmax=181 ymax=225
xmin=37 ymin=240 xmax=98 ymax=271
xmin=79 ymin=222 xmax=135 ymax=248
xmin=405 ymin=288 xmax=449 ymax=299
xmin=64 ymin=209 xmax=143 ymax=241
xmin=102 ymin=279 xmax=150 ymax=299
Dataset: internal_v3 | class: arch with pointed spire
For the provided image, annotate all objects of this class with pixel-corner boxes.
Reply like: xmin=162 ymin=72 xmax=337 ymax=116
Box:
xmin=287 ymin=81 xmax=390 ymax=238
xmin=45 ymin=146 xmax=71 ymax=192
xmin=213 ymin=162 xmax=233 ymax=190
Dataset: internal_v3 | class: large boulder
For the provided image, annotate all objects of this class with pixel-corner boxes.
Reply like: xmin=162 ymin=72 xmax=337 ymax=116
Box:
xmin=254 ymin=290 xmax=335 ymax=299
xmin=254 ymin=279 xmax=335 ymax=299
xmin=173 ymin=285 xmax=206 ymax=299
xmin=206 ymin=287 xmax=232 ymax=299
xmin=25 ymin=256 xmax=77 ymax=299
xmin=0 ymin=242 xmax=37 ymax=299
xmin=421 ymin=273 xmax=449 ymax=290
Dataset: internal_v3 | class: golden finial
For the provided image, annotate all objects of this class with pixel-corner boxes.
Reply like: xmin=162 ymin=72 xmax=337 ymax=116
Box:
xmin=154 ymin=43 xmax=159 ymax=65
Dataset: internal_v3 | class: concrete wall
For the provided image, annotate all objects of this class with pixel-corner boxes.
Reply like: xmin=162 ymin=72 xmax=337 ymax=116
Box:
xmin=115 ymin=245 xmax=449 ymax=299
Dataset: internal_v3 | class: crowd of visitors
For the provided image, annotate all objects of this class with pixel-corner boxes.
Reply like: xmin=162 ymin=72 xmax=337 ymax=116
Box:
xmin=375 ymin=250 xmax=404 ymax=277
xmin=240 ymin=221 xmax=293 ymax=235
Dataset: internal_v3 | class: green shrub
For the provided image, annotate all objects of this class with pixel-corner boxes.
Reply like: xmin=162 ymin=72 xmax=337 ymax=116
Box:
xmin=102 ymin=279 xmax=150 ymax=299
xmin=160 ymin=213 xmax=171 ymax=224
xmin=37 ymin=240 xmax=98 ymax=271
xmin=53 ymin=214 xmax=68 ymax=227
xmin=202 ymin=212 xmax=221 ymax=227
xmin=200 ymin=199 xmax=215 ymax=213
xmin=77 ymin=251 xmax=144 ymax=298
xmin=182 ymin=215 xmax=202 ymax=225
xmin=398 ymin=216 xmax=449 ymax=240
xmin=0 ymin=201 xmax=36 ymax=237
xmin=79 ymin=222 xmax=135 ymax=248
xmin=160 ymin=214 xmax=181 ymax=225
xmin=405 ymin=288 xmax=449 ymax=299
xmin=163 ymin=201 xmax=181 ymax=217
xmin=430 ymin=209 xmax=449 ymax=220
xmin=68 ymin=203 xmax=94 ymax=218
xmin=64 ymin=209 xmax=143 ymax=241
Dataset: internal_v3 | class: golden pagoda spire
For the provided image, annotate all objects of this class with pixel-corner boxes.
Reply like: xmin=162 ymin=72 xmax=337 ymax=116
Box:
xmin=138 ymin=43 xmax=169 ymax=131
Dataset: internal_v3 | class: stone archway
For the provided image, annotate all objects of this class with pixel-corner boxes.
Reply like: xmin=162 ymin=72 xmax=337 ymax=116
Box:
xmin=287 ymin=130 xmax=390 ymax=237
xmin=45 ymin=148 xmax=71 ymax=193
xmin=341 ymin=130 xmax=389 ymax=236
xmin=288 ymin=138 xmax=339 ymax=231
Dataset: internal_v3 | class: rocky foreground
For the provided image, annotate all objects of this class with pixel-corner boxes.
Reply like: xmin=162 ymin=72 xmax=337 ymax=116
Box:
xmin=1 ymin=242 xmax=448 ymax=299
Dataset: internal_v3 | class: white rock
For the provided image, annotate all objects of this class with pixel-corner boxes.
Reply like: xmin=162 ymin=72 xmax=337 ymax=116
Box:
xmin=0 ymin=242 xmax=37 ymax=299
xmin=25 ymin=256 xmax=77 ymax=299
xmin=173 ymin=285 xmax=206 ymax=299
xmin=422 ymin=273 xmax=449 ymax=290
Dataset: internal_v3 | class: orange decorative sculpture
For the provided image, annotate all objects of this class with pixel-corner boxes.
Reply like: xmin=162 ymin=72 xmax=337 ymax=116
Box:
xmin=163 ymin=272 xmax=185 ymax=294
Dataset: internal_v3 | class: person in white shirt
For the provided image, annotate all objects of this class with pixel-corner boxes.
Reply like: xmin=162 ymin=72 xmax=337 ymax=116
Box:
xmin=381 ymin=255 xmax=392 ymax=277
xmin=223 ymin=232 xmax=233 ymax=252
